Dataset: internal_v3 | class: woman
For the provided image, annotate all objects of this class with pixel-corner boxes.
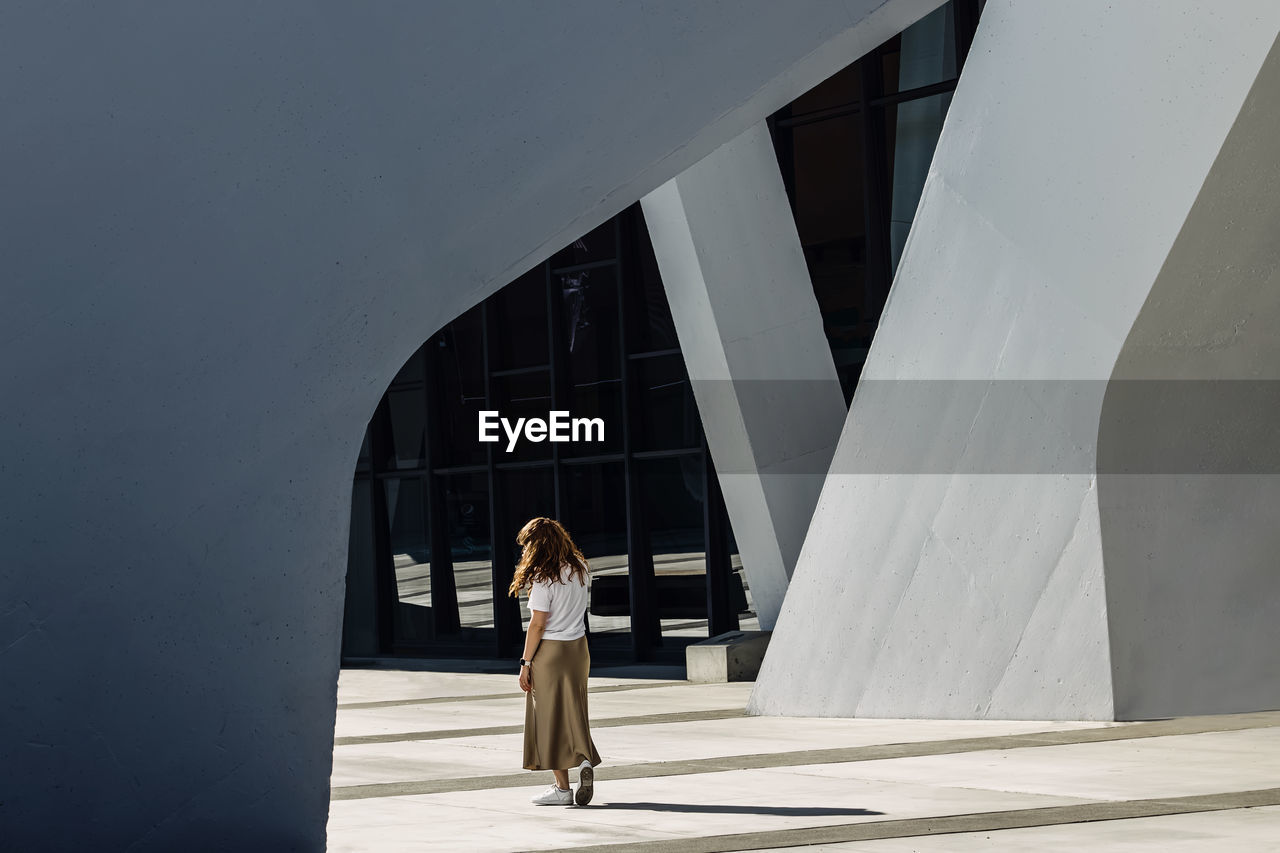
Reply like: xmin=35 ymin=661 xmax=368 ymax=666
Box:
xmin=511 ymin=517 xmax=602 ymax=806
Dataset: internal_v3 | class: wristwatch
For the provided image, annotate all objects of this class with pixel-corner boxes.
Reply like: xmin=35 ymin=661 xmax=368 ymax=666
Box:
xmin=519 ymin=658 xmax=532 ymax=668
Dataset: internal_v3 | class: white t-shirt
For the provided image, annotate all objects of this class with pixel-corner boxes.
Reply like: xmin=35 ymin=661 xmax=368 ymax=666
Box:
xmin=526 ymin=564 xmax=589 ymax=641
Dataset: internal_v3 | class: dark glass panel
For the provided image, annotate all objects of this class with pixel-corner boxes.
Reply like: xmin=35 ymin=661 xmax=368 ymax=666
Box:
xmin=564 ymin=379 xmax=622 ymax=457
xmin=880 ymin=3 xmax=958 ymax=97
xmin=550 ymin=218 xmax=617 ymax=269
xmin=385 ymin=389 xmax=426 ymax=470
xmin=560 ymin=265 xmax=623 ymax=455
xmin=491 ymin=266 xmax=549 ymax=370
xmin=341 ymin=478 xmax=379 ymax=656
xmin=491 ymin=370 xmax=553 ymax=462
xmin=444 ymin=472 xmax=494 ymax=631
xmin=633 ymin=354 xmax=700 ymax=451
xmin=640 ymin=456 xmax=708 ymax=641
xmin=629 ymin=209 xmax=680 ymax=354
xmin=498 ymin=467 xmax=556 ymax=630
xmin=787 ymin=61 xmax=862 ymax=117
xmin=883 ymin=91 xmax=954 ymax=276
xmin=791 ymin=113 xmax=865 ymax=250
xmin=563 ymin=462 xmax=629 ymax=637
xmin=560 ymin=266 xmax=620 ymax=381
xmin=722 ymin=515 xmax=757 ymax=631
xmin=439 ymin=307 xmax=487 ymax=467
xmin=383 ymin=477 xmax=434 ymax=645
xmin=785 ymin=110 xmax=870 ymax=402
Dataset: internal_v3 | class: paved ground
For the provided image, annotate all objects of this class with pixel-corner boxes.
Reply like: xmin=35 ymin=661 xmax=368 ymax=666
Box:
xmin=327 ymin=664 xmax=1280 ymax=852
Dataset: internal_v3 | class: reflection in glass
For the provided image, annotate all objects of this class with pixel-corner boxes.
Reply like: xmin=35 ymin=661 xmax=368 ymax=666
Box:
xmin=641 ymin=456 xmax=708 ymax=640
xmin=634 ymin=355 xmax=700 ymax=451
xmin=385 ymin=389 xmax=425 ymax=470
xmin=560 ymin=267 xmax=619 ymax=376
xmin=499 ymin=467 xmax=556 ymax=631
xmin=550 ymin=218 xmax=616 ymax=269
xmin=879 ymin=2 xmax=957 ymax=97
xmin=725 ymin=526 xmax=758 ymax=632
xmin=342 ymin=478 xmax=378 ymax=656
xmin=384 ymin=477 xmax=434 ymax=644
xmin=561 ymin=266 xmax=623 ymax=455
xmin=787 ymin=110 xmax=871 ymax=401
xmin=886 ymin=90 xmax=954 ymax=276
xmin=439 ymin=307 xmax=487 ymax=467
xmin=491 ymin=267 xmax=549 ymax=370
xmin=445 ymin=473 xmax=494 ymax=630
xmin=491 ymin=371 xmax=553 ymax=461
xmin=629 ymin=211 xmax=680 ymax=354
xmin=564 ymin=463 xmax=629 ymax=638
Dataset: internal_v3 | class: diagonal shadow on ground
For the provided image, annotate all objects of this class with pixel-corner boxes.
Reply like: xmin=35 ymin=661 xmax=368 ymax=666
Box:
xmin=587 ymin=802 xmax=884 ymax=817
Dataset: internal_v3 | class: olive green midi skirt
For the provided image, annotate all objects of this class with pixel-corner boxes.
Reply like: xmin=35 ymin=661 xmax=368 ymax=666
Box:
xmin=523 ymin=636 xmax=602 ymax=771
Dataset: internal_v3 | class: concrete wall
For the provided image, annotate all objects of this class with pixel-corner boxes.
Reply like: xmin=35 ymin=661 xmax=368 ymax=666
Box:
xmin=1098 ymin=32 xmax=1280 ymax=720
xmin=751 ymin=2 xmax=1280 ymax=720
xmin=0 ymin=1 xmax=939 ymax=847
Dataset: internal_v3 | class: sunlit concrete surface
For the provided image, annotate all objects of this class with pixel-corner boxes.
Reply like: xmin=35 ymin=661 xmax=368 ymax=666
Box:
xmin=740 ymin=808 xmax=1280 ymax=852
xmin=642 ymin=122 xmax=847 ymax=630
xmin=752 ymin=0 xmax=1280 ymax=722
xmin=325 ymin=668 xmax=1280 ymax=852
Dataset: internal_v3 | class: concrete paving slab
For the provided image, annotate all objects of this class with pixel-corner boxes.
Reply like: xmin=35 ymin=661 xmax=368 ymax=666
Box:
xmin=761 ymin=728 xmax=1280 ymax=802
xmin=327 ymin=769 xmax=1090 ymax=853
xmin=331 ymin=716 xmax=1118 ymax=788
xmin=333 ymin=683 xmax=754 ymax=738
xmin=337 ymin=669 xmax=680 ymax=707
xmin=326 ymin=668 xmax=1280 ymax=852
xmin=326 ymin=796 xmax=686 ymax=853
xmin=737 ymin=805 xmax=1280 ymax=852
xmin=585 ymin=716 xmax=1115 ymax=766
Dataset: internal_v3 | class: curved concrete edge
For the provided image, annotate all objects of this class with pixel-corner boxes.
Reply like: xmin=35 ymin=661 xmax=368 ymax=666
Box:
xmin=0 ymin=1 xmax=943 ymax=847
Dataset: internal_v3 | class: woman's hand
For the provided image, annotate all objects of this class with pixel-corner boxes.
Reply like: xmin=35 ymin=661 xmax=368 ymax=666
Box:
xmin=519 ymin=665 xmax=532 ymax=693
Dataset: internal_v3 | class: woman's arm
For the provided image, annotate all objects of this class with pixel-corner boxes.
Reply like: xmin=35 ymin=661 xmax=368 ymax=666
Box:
xmin=518 ymin=610 xmax=549 ymax=692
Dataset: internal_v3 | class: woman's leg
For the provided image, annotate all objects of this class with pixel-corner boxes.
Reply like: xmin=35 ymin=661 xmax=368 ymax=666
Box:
xmin=552 ymin=769 xmax=570 ymax=790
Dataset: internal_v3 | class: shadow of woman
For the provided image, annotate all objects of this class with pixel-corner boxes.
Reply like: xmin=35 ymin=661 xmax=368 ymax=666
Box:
xmin=584 ymin=802 xmax=883 ymax=817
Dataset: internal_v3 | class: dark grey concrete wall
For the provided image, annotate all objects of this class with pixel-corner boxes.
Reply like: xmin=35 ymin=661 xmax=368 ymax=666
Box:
xmin=0 ymin=1 xmax=935 ymax=847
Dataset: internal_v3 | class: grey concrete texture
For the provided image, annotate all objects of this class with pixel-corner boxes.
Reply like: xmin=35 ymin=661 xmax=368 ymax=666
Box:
xmin=323 ymin=668 xmax=1280 ymax=852
xmin=0 ymin=0 xmax=945 ymax=848
xmin=1098 ymin=29 xmax=1280 ymax=720
xmin=686 ymin=631 xmax=772 ymax=683
xmin=751 ymin=2 xmax=1280 ymax=721
xmin=641 ymin=123 xmax=848 ymax=629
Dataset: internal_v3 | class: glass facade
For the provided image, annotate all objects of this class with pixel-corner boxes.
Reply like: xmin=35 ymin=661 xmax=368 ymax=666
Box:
xmin=770 ymin=0 xmax=981 ymax=401
xmin=345 ymin=205 xmax=753 ymax=664
xmin=342 ymin=1 xmax=980 ymax=665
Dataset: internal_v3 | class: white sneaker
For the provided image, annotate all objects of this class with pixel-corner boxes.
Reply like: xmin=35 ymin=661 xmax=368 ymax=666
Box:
xmin=575 ymin=760 xmax=594 ymax=806
xmin=531 ymin=784 xmax=573 ymax=806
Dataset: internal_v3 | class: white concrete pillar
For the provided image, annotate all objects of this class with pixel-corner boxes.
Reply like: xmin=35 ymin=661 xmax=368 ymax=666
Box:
xmin=641 ymin=123 xmax=847 ymax=630
xmin=751 ymin=1 xmax=1280 ymax=720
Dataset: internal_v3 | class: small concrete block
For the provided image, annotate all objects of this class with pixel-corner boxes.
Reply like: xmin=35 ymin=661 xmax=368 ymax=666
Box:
xmin=686 ymin=631 xmax=772 ymax=683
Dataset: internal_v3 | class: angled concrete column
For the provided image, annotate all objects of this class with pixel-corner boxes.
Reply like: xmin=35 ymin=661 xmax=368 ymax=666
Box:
xmin=751 ymin=1 xmax=1280 ymax=720
xmin=641 ymin=123 xmax=847 ymax=630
